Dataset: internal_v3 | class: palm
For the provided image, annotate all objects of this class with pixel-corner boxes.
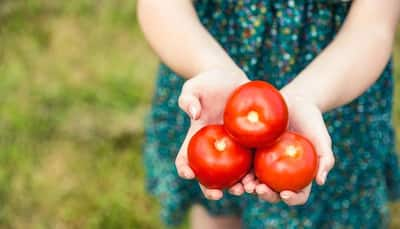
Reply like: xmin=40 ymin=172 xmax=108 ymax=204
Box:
xmin=175 ymin=73 xmax=335 ymax=203
xmin=286 ymin=98 xmax=330 ymax=145
xmin=249 ymin=93 xmax=335 ymax=205
xmin=185 ymin=70 xmax=248 ymax=123
xmin=175 ymin=69 xmax=249 ymax=199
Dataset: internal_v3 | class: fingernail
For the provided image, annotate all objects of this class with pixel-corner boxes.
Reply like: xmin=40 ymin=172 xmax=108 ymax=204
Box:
xmin=281 ymin=193 xmax=290 ymax=199
xmin=189 ymin=105 xmax=197 ymax=119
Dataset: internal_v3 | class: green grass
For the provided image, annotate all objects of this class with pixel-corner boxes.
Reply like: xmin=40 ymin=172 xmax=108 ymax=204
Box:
xmin=0 ymin=1 xmax=399 ymax=228
xmin=0 ymin=1 xmax=161 ymax=228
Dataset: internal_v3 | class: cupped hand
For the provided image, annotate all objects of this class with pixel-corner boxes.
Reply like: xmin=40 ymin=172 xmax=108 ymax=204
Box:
xmin=243 ymin=90 xmax=335 ymax=205
xmin=175 ymin=68 xmax=250 ymax=200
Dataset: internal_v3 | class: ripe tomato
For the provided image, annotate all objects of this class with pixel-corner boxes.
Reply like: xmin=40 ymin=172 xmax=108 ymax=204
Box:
xmin=188 ymin=125 xmax=253 ymax=189
xmin=254 ymin=131 xmax=318 ymax=192
xmin=223 ymin=81 xmax=288 ymax=148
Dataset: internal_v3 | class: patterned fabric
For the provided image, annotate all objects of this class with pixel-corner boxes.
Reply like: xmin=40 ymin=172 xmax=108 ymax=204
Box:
xmin=143 ymin=0 xmax=400 ymax=228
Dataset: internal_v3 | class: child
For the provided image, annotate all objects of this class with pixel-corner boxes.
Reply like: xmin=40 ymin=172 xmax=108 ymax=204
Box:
xmin=138 ymin=0 xmax=400 ymax=228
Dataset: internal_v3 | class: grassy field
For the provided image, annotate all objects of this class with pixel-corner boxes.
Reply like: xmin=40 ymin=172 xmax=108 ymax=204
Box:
xmin=0 ymin=1 xmax=399 ymax=228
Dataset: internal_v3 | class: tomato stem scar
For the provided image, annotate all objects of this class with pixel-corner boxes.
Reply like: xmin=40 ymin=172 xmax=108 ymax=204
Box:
xmin=286 ymin=145 xmax=299 ymax=157
xmin=247 ymin=110 xmax=259 ymax=124
xmin=214 ymin=139 xmax=227 ymax=151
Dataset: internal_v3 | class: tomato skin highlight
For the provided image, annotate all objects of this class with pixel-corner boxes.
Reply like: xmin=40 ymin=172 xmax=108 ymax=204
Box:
xmin=223 ymin=81 xmax=288 ymax=148
xmin=188 ymin=125 xmax=253 ymax=189
xmin=254 ymin=131 xmax=318 ymax=192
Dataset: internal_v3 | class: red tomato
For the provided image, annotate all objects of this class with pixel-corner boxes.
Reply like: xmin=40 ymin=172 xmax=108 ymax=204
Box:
xmin=223 ymin=81 xmax=288 ymax=148
xmin=188 ymin=125 xmax=253 ymax=189
xmin=254 ymin=131 xmax=318 ymax=192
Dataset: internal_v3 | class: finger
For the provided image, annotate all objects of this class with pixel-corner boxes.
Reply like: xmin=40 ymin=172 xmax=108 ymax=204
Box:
xmin=175 ymin=152 xmax=195 ymax=179
xmin=255 ymin=184 xmax=280 ymax=203
xmin=200 ymin=184 xmax=223 ymax=200
xmin=244 ymin=178 xmax=257 ymax=194
xmin=228 ymin=183 xmax=245 ymax=196
xmin=178 ymin=82 xmax=202 ymax=120
xmin=241 ymin=173 xmax=257 ymax=193
xmin=309 ymin=118 xmax=334 ymax=185
xmin=241 ymin=173 xmax=255 ymax=184
xmin=316 ymin=147 xmax=335 ymax=185
xmin=280 ymin=184 xmax=312 ymax=206
xmin=302 ymin=109 xmax=335 ymax=185
xmin=175 ymin=124 xmax=204 ymax=180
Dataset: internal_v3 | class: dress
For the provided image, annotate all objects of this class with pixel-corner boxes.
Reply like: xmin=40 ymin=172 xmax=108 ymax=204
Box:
xmin=143 ymin=1 xmax=400 ymax=228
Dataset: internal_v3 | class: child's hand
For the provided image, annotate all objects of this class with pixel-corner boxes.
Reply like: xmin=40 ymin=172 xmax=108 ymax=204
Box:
xmin=243 ymin=91 xmax=335 ymax=206
xmin=175 ymin=68 xmax=249 ymax=200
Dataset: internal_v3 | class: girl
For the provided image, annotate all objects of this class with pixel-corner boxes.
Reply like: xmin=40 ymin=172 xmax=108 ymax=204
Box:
xmin=138 ymin=0 xmax=400 ymax=228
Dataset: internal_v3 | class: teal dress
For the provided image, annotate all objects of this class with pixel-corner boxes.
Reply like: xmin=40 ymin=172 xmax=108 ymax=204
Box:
xmin=144 ymin=1 xmax=400 ymax=228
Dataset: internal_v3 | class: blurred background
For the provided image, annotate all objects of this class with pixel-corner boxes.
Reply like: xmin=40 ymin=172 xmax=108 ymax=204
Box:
xmin=0 ymin=1 xmax=399 ymax=228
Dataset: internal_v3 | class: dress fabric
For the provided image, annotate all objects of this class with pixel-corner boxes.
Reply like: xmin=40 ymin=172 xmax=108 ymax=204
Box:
xmin=143 ymin=0 xmax=400 ymax=228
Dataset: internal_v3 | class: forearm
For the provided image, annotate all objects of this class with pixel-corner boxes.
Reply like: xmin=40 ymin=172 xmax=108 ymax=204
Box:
xmin=282 ymin=0 xmax=400 ymax=112
xmin=137 ymin=0 xmax=240 ymax=78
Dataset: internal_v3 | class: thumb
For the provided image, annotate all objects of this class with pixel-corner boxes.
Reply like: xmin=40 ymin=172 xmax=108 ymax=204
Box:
xmin=178 ymin=82 xmax=202 ymax=120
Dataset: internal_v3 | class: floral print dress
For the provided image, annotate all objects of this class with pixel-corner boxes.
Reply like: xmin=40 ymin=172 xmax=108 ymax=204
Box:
xmin=143 ymin=0 xmax=400 ymax=228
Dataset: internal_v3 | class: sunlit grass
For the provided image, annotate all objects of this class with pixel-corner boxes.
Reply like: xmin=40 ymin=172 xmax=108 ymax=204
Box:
xmin=0 ymin=1 xmax=161 ymax=228
xmin=0 ymin=1 xmax=399 ymax=228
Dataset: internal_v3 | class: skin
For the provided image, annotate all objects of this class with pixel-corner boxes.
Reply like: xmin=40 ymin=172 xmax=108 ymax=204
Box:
xmin=138 ymin=0 xmax=400 ymax=222
xmin=191 ymin=205 xmax=241 ymax=229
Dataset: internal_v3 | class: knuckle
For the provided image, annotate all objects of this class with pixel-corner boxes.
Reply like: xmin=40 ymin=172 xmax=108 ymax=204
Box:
xmin=326 ymin=155 xmax=335 ymax=169
xmin=177 ymin=95 xmax=186 ymax=109
xmin=174 ymin=156 xmax=181 ymax=166
xmin=179 ymin=81 xmax=193 ymax=103
xmin=176 ymin=169 xmax=184 ymax=178
xmin=175 ymin=159 xmax=186 ymax=177
xmin=181 ymin=79 xmax=193 ymax=93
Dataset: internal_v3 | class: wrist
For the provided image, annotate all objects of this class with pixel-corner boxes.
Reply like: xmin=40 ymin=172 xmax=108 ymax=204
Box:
xmin=280 ymin=87 xmax=322 ymax=114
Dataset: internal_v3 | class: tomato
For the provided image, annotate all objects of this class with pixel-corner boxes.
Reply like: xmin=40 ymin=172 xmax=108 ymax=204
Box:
xmin=223 ymin=81 xmax=288 ymax=148
xmin=254 ymin=131 xmax=318 ymax=192
xmin=188 ymin=125 xmax=253 ymax=189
